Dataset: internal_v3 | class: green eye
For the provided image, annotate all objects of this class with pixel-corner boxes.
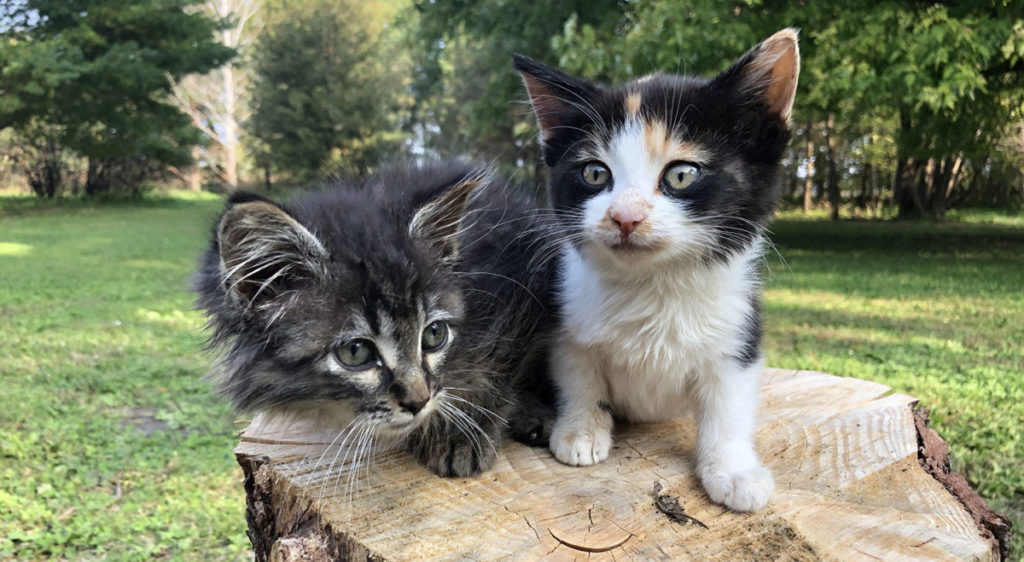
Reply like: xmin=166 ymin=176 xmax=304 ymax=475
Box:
xmin=421 ymin=321 xmax=449 ymax=351
xmin=662 ymin=162 xmax=701 ymax=192
xmin=336 ymin=339 xmax=376 ymax=369
xmin=580 ymin=162 xmax=611 ymax=188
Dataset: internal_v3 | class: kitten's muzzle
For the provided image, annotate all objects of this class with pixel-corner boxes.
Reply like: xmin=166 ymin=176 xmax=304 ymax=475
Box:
xmin=399 ymin=397 xmax=429 ymax=415
xmin=392 ymin=378 xmax=433 ymax=415
xmin=611 ymin=208 xmax=646 ymax=239
xmin=608 ymin=192 xmax=650 ymax=241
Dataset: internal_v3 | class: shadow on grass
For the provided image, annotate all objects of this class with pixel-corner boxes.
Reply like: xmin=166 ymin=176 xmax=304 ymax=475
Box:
xmin=764 ymin=301 xmax=1021 ymax=374
xmin=769 ymin=218 xmax=1024 ymax=256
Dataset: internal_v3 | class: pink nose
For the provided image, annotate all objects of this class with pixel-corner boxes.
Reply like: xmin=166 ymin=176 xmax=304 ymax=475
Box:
xmin=610 ymin=209 xmax=646 ymax=238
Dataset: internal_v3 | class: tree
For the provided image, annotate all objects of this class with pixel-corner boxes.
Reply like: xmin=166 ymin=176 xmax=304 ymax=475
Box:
xmin=407 ymin=0 xmax=620 ymax=181
xmin=0 ymin=0 xmax=234 ymax=196
xmin=809 ymin=2 xmax=1024 ymax=218
xmin=170 ymin=0 xmax=262 ymax=192
xmin=247 ymin=0 xmax=410 ymax=182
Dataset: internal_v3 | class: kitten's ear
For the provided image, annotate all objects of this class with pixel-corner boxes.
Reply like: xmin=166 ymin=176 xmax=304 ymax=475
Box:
xmin=217 ymin=193 xmax=327 ymax=308
xmin=409 ymin=169 xmax=487 ymax=261
xmin=513 ymin=54 xmax=600 ymax=144
xmin=716 ymin=28 xmax=801 ymax=124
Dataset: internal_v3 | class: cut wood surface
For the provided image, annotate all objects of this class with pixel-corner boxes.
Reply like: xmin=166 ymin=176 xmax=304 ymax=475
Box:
xmin=235 ymin=368 xmax=1010 ymax=561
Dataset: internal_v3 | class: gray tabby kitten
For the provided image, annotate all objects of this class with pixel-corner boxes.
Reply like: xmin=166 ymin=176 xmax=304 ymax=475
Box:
xmin=195 ymin=161 xmax=554 ymax=477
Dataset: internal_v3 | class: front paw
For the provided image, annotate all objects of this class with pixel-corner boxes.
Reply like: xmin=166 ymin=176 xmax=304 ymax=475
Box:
xmin=415 ymin=436 xmax=497 ymax=478
xmin=549 ymin=419 xmax=612 ymax=466
xmin=698 ymin=462 xmax=774 ymax=512
xmin=510 ymin=413 xmax=551 ymax=447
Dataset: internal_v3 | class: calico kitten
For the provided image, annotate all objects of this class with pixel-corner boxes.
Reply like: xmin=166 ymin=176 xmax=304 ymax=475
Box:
xmin=195 ymin=161 xmax=553 ymax=477
xmin=514 ymin=29 xmax=800 ymax=511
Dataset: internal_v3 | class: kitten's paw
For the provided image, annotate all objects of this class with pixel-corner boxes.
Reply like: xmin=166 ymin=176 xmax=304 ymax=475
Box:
xmin=549 ymin=421 xmax=612 ymax=466
xmin=698 ymin=463 xmax=774 ymax=512
xmin=509 ymin=398 xmax=555 ymax=447
xmin=510 ymin=414 xmax=550 ymax=447
xmin=416 ymin=438 xmax=497 ymax=478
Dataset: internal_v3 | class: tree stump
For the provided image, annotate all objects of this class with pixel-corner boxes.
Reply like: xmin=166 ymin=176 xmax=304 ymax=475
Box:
xmin=235 ymin=368 xmax=1010 ymax=561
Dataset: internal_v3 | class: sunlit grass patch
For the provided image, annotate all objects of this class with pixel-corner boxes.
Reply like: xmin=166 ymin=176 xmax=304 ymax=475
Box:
xmin=0 ymin=241 xmax=32 ymax=256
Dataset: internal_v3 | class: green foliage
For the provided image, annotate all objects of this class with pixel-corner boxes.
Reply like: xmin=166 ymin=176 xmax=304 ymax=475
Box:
xmin=406 ymin=0 xmax=620 ymax=168
xmin=248 ymin=0 xmax=410 ymax=181
xmin=0 ymin=0 xmax=234 ymax=196
xmin=410 ymin=0 xmax=1024 ymax=217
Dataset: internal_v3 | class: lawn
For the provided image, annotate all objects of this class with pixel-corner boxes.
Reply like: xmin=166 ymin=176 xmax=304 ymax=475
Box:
xmin=0 ymin=193 xmax=248 ymax=559
xmin=0 ymin=194 xmax=1021 ymax=558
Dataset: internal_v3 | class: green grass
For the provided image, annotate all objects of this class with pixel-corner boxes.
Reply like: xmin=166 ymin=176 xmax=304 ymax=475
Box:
xmin=0 ymin=195 xmax=1020 ymax=558
xmin=0 ymin=193 xmax=248 ymax=559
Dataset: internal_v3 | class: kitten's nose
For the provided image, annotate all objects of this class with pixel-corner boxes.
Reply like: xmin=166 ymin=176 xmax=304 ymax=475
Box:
xmin=399 ymin=397 xmax=429 ymax=416
xmin=610 ymin=209 xmax=646 ymax=238
xmin=393 ymin=379 xmax=432 ymax=416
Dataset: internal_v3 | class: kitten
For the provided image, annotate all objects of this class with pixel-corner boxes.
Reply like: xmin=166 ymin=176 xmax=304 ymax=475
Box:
xmin=514 ymin=29 xmax=800 ymax=511
xmin=194 ymin=161 xmax=553 ymax=477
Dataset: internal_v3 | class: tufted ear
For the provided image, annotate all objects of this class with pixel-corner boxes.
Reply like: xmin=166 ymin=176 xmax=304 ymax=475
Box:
xmin=513 ymin=53 xmax=601 ymax=145
xmin=715 ymin=28 xmax=801 ymax=124
xmin=217 ymin=194 xmax=327 ymax=309
xmin=409 ymin=170 xmax=487 ymax=262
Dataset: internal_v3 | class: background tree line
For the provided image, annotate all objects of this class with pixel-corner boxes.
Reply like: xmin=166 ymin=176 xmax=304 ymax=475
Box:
xmin=1 ymin=0 xmax=1022 ymax=219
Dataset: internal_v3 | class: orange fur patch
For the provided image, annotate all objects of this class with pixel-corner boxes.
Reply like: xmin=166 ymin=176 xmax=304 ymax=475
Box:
xmin=642 ymin=119 xmax=710 ymax=190
xmin=625 ymin=92 xmax=642 ymax=117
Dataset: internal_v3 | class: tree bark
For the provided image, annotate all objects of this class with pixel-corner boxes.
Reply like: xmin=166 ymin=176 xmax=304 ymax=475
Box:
xmin=189 ymin=146 xmax=202 ymax=192
xmin=857 ymin=163 xmax=871 ymax=213
xmin=85 ymin=158 xmax=108 ymax=197
xmin=895 ymin=156 xmax=925 ymax=220
xmin=824 ymin=114 xmax=841 ymax=220
xmin=235 ymin=368 xmax=1010 ymax=561
xmin=221 ymin=7 xmax=239 ymax=193
xmin=802 ymin=121 xmax=814 ymax=214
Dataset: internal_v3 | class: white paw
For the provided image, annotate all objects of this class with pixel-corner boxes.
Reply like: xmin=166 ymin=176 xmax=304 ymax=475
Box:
xmin=549 ymin=420 xmax=612 ymax=466
xmin=699 ymin=463 xmax=774 ymax=512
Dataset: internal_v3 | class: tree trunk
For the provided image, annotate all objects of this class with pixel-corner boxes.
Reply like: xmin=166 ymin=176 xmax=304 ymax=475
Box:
xmin=235 ymin=368 xmax=1010 ymax=561
xmin=85 ymin=158 xmax=109 ymax=197
xmin=221 ymin=0 xmax=239 ymax=192
xmin=932 ymin=155 xmax=963 ymax=219
xmin=894 ymin=110 xmax=924 ymax=220
xmin=824 ymin=114 xmax=841 ymax=220
xmin=858 ymin=163 xmax=871 ymax=214
xmin=222 ymin=62 xmax=239 ymax=191
xmin=189 ymin=146 xmax=202 ymax=192
xmin=22 ymin=139 xmax=64 ymax=198
xmin=802 ymin=121 xmax=814 ymax=214
xmin=895 ymin=156 xmax=925 ymax=220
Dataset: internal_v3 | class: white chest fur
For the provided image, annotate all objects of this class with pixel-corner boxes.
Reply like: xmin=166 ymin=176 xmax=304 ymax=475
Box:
xmin=558 ymin=240 xmax=761 ymax=422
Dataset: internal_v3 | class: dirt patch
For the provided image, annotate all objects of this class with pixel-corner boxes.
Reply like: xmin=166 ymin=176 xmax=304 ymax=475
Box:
xmin=119 ymin=407 xmax=177 ymax=437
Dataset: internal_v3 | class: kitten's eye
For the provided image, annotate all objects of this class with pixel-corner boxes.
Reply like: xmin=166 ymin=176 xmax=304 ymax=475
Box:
xmin=662 ymin=162 xmax=701 ymax=192
xmin=580 ymin=162 xmax=611 ymax=188
xmin=421 ymin=321 xmax=449 ymax=351
xmin=336 ymin=339 xmax=377 ymax=369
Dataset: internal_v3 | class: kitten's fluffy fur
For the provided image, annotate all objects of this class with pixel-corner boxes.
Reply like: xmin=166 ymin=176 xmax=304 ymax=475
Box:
xmin=515 ymin=30 xmax=800 ymax=511
xmin=195 ymin=161 xmax=553 ymax=477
